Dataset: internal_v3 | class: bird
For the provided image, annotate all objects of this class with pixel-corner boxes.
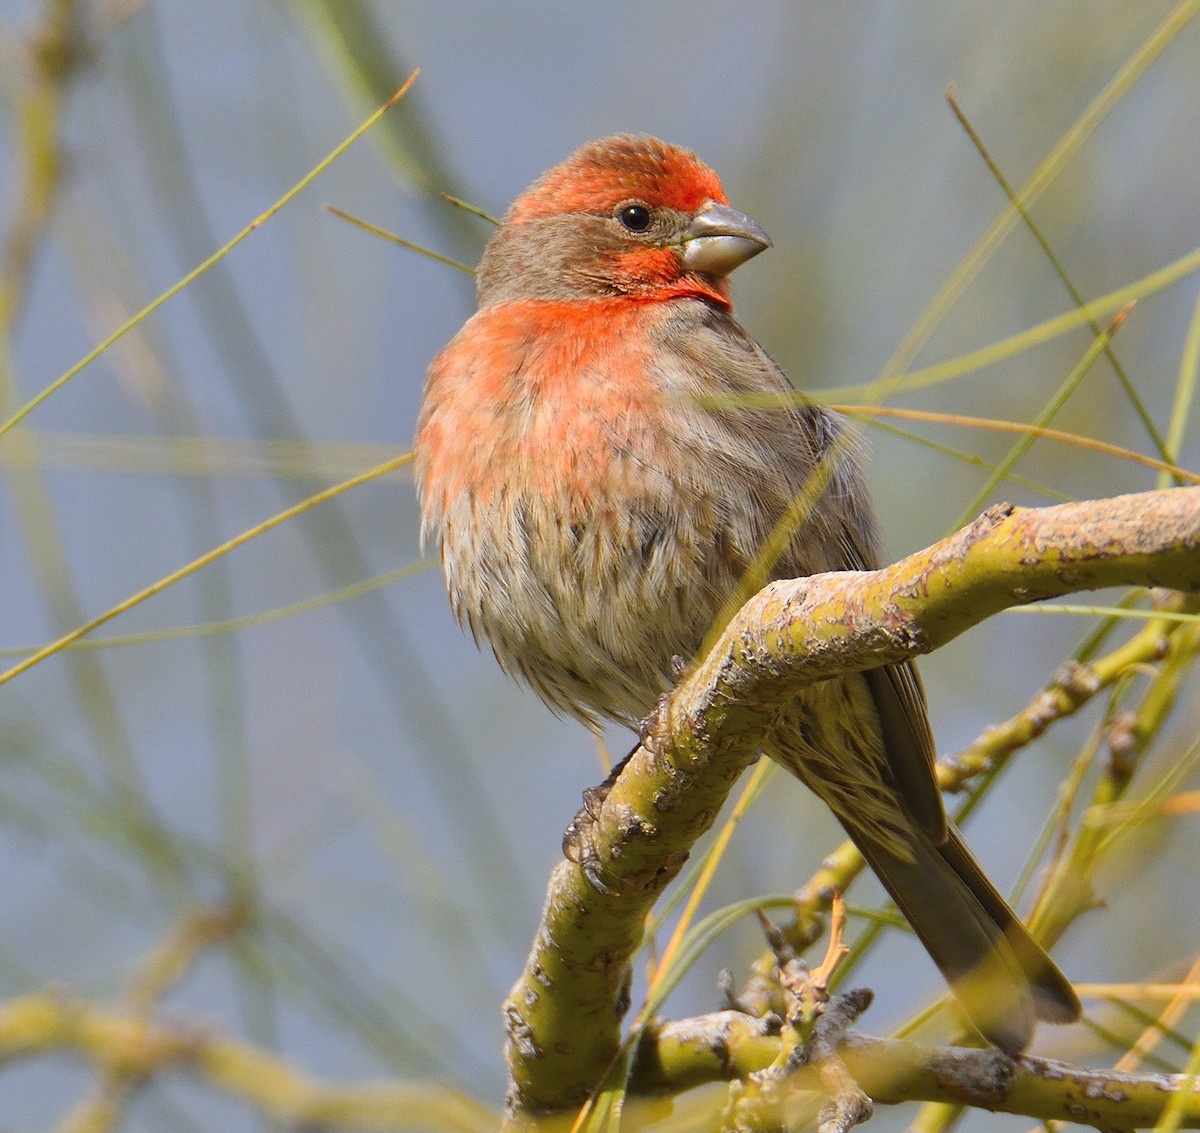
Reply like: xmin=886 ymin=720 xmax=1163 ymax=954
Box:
xmin=413 ymin=134 xmax=1080 ymax=1051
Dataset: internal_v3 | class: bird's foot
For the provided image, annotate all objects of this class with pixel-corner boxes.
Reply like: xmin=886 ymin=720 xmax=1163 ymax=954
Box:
xmin=562 ymin=739 xmax=642 ymax=894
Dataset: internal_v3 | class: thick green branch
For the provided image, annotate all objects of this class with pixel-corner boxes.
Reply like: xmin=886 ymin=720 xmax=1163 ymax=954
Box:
xmin=503 ymin=487 xmax=1200 ymax=1113
xmin=705 ymin=489 xmax=1200 ymax=711
xmin=632 ymin=1012 xmax=1200 ymax=1127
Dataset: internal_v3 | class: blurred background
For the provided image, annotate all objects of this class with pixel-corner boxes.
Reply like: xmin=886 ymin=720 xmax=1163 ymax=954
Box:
xmin=1 ymin=1 xmax=1198 ymax=1128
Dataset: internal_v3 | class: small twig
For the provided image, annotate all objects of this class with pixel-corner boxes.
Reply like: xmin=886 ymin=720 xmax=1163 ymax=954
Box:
xmin=1114 ymin=957 xmax=1200 ymax=1075
xmin=322 ymin=203 xmax=475 ymax=275
xmin=439 ymin=192 xmax=500 ymax=225
xmin=810 ymin=894 xmax=851 ymax=995
xmin=810 ymin=993 xmax=876 ymax=1133
xmin=126 ymin=901 xmax=250 ymax=1015
xmin=1029 ymin=610 xmax=1200 ymax=945
xmin=55 ymin=901 xmax=251 ymax=1133
xmin=725 ymin=908 xmax=874 ymax=1133
xmin=945 ymin=86 xmax=1172 ymax=466
xmin=940 ymin=591 xmax=1198 ymax=791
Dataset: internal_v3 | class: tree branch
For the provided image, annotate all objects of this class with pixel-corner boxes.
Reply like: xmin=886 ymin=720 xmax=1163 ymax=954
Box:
xmin=0 ymin=993 xmax=495 ymax=1132
xmin=632 ymin=1012 xmax=1200 ymax=1128
xmin=502 ymin=487 xmax=1200 ymax=1113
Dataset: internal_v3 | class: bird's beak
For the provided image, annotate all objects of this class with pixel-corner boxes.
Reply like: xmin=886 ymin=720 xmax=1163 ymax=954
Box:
xmin=679 ymin=201 xmax=772 ymax=277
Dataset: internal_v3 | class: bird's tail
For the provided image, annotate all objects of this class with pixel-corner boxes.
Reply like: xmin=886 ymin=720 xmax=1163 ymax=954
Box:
xmin=850 ymin=821 xmax=1081 ymax=1051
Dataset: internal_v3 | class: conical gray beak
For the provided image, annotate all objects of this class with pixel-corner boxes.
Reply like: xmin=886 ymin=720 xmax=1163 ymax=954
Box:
xmin=679 ymin=201 xmax=772 ymax=276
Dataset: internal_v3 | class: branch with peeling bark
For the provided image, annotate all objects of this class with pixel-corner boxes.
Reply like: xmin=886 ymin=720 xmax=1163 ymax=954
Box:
xmin=502 ymin=487 xmax=1200 ymax=1117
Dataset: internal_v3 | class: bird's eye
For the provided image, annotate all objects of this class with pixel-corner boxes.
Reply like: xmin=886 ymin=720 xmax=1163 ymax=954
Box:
xmin=617 ymin=204 xmax=652 ymax=232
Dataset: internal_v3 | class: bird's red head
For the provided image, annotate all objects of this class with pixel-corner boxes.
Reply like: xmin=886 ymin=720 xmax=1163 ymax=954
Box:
xmin=476 ymin=135 xmax=770 ymax=308
xmin=507 ymin=135 xmax=730 ymax=223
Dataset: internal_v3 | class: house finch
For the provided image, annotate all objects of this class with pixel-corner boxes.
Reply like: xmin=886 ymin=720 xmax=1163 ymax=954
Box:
xmin=414 ymin=135 xmax=1080 ymax=1050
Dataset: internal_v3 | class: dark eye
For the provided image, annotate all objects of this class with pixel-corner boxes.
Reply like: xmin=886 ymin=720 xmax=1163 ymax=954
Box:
xmin=617 ymin=204 xmax=652 ymax=232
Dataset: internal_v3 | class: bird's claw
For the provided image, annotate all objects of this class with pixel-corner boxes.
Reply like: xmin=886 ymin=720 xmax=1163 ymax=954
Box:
xmin=563 ymin=787 xmax=623 ymax=895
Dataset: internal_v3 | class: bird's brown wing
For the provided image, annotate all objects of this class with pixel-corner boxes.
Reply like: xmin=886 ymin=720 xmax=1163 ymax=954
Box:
xmin=837 ymin=528 xmax=948 ymax=843
xmin=693 ymin=318 xmax=948 ymax=841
